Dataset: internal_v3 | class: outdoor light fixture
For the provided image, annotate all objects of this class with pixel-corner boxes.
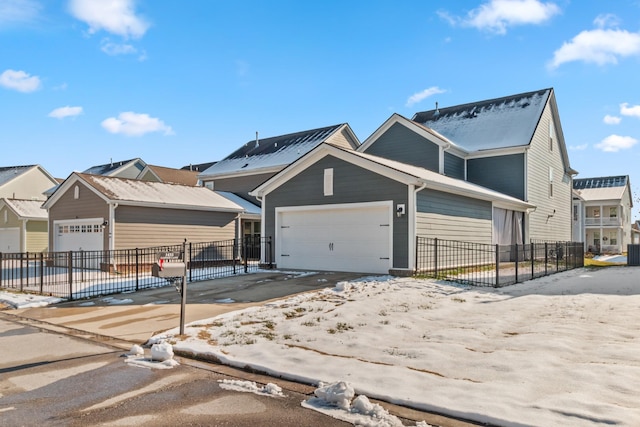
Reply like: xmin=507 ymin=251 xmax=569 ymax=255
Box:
xmin=102 ymin=220 xmax=108 ymax=228
xmin=396 ymin=204 xmax=406 ymax=217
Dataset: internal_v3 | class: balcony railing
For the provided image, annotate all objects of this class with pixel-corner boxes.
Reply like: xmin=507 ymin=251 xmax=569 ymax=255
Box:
xmin=584 ymin=217 xmax=622 ymax=227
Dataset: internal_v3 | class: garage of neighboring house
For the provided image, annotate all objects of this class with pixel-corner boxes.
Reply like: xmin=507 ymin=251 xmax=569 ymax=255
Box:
xmin=53 ymin=219 xmax=105 ymax=253
xmin=0 ymin=198 xmax=49 ymax=253
xmin=0 ymin=227 xmax=19 ymax=252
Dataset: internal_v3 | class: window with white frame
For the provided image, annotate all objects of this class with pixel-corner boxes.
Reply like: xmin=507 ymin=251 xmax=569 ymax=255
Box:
xmin=608 ymin=230 xmax=618 ymax=245
xmin=548 ymin=167 xmax=554 ymax=198
xmin=74 ymin=185 xmax=80 ymax=199
xmin=609 ymin=207 xmax=617 ymax=218
xmin=549 ymin=121 xmax=554 ymax=151
xmin=324 ymin=168 xmax=333 ymax=196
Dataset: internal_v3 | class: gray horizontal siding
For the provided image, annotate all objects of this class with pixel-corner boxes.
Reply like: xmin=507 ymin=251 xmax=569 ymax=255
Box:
xmin=114 ymin=206 xmax=236 ymax=249
xmin=364 ymin=123 xmax=440 ymax=173
xmin=265 ymin=155 xmax=410 ymax=268
xmin=467 ymin=154 xmax=525 ymax=200
xmin=444 ymin=152 xmax=465 ymax=179
xmin=203 ymin=172 xmax=275 ymax=206
xmin=416 ymin=188 xmax=492 ymax=244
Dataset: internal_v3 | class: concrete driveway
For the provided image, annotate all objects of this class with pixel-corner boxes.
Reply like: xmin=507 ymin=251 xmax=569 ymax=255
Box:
xmin=11 ymin=271 xmax=366 ymax=343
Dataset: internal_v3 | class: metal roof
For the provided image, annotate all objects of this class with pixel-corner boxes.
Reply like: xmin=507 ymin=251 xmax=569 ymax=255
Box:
xmin=573 ymin=176 xmax=630 ymax=202
xmin=199 ymin=124 xmax=344 ymax=177
xmin=83 ymin=158 xmax=144 ymax=176
xmin=412 ymin=88 xmax=551 ymax=151
xmin=573 ymin=175 xmax=627 ymax=190
xmin=0 ymin=165 xmax=34 ymax=186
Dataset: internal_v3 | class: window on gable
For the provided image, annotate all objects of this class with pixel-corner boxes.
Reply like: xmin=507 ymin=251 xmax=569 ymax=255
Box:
xmin=548 ymin=167 xmax=554 ymax=198
xmin=3 ymin=210 xmax=6 ymax=224
xmin=324 ymin=168 xmax=334 ymax=196
xmin=549 ymin=121 xmax=554 ymax=152
xmin=74 ymin=185 xmax=80 ymax=199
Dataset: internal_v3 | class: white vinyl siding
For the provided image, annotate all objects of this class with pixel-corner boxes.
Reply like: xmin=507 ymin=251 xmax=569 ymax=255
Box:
xmin=416 ymin=212 xmax=492 ymax=244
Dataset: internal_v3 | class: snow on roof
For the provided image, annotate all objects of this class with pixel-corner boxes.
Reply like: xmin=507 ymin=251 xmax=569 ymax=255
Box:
xmin=79 ymin=174 xmax=244 ymax=212
xmin=200 ymin=125 xmax=343 ymax=177
xmin=573 ymin=176 xmax=629 ymax=202
xmin=83 ymin=158 xmax=143 ymax=176
xmin=2 ymin=198 xmax=47 ymax=219
xmin=350 ymin=148 xmax=533 ymax=208
xmin=216 ymin=191 xmax=261 ymax=215
xmin=0 ymin=165 xmax=33 ymax=186
xmin=412 ymin=88 xmax=551 ymax=151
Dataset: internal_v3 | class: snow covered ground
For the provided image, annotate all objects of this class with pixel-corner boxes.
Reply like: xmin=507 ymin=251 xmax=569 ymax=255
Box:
xmin=149 ymin=267 xmax=640 ymax=427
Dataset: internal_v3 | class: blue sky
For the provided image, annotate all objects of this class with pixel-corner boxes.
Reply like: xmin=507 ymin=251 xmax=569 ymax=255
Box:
xmin=2 ymin=0 xmax=640 ymax=216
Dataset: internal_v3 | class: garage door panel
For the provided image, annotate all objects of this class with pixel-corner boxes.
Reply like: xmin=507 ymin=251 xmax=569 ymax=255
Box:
xmin=277 ymin=204 xmax=391 ymax=274
xmin=0 ymin=228 xmax=20 ymax=252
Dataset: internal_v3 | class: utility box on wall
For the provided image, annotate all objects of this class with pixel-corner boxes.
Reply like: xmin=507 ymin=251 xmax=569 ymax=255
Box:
xmin=628 ymin=245 xmax=640 ymax=266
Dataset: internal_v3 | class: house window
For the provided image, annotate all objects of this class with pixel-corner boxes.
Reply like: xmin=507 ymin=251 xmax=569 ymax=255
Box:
xmin=593 ymin=208 xmax=600 ymax=218
xmin=593 ymin=231 xmax=600 ymax=246
xmin=548 ymin=167 xmax=554 ymax=198
xmin=74 ymin=185 xmax=80 ymax=199
xmin=573 ymin=205 xmax=578 ymax=221
xmin=324 ymin=168 xmax=334 ymax=196
xmin=608 ymin=231 xmax=618 ymax=246
xmin=3 ymin=210 xmax=6 ymax=223
xmin=609 ymin=207 xmax=617 ymax=218
xmin=549 ymin=121 xmax=554 ymax=151
xmin=204 ymin=181 xmax=214 ymax=190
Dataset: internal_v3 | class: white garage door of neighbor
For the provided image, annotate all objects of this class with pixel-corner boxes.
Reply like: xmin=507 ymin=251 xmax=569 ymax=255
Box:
xmin=54 ymin=220 xmax=104 ymax=252
xmin=0 ymin=227 xmax=20 ymax=252
xmin=277 ymin=204 xmax=392 ymax=274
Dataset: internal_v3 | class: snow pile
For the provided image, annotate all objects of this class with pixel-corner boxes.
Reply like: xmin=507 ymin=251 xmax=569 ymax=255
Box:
xmin=218 ymin=379 xmax=285 ymax=397
xmin=123 ymin=342 xmax=179 ymax=369
xmin=303 ymin=381 xmax=431 ymax=427
xmin=0 ymin=291 xmax=63 ymax=309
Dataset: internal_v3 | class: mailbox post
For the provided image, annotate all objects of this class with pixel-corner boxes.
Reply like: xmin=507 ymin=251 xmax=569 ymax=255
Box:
xmin=152 ymin=242 xmax=188 ymax=335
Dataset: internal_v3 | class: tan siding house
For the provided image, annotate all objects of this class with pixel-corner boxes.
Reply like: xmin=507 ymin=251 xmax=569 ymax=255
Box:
xmin=0 ymin=198 xmax=49 ymax=252
xmin=43 ymin=173 xmax=253 ymax=253
xmin=0 ymin=165 xmax=59 ymax=200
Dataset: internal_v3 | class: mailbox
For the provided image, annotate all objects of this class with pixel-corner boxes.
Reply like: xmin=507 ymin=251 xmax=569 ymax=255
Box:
xmin=152 ymin=261 xmax=185 ymax=278
xmin=152 ymin=251 xmax=186 ymax=278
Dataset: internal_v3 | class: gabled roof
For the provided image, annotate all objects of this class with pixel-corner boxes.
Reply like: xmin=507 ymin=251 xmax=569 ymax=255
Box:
xmin=83 ymin=158 xmax=146 ymax=176
xmin=199 ymin=124 xmax=360 ymax=179
xmin=0 ymin=198 xmax=47 ymax=220
xmin=412 ymin=88 xmax=551 ymax=151
xmin=251 ymin=143 xmax=535 ymax=212
xmin=144 ymin=165 xmax=200 ymax=186
xmin=43 ymin=173 xmax=246 ymax=213
xmin=573 ymin=175 xmax=632 ymax=203
xmin=0 ymin=165 xmax=35 ymax=186
xmin=182 ymin=162 xmax=217 ymax=172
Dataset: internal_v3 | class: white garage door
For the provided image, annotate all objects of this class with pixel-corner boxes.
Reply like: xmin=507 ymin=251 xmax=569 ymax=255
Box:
xmin=54 ymin=219 xmax=104 ymax=252
xmin=277 ymin=203 xmax=392 ymax=274
xmin=0 ymin=228 xmax=20 ymax=252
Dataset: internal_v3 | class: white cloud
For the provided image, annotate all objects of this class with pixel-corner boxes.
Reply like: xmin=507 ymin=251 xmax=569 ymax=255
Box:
xmin=620 ymin=103 xmax=640 ymax=118
xmin=101 ymin=40 xmax=137 ymax=56
xmin=406 ymin=86 xmax=446 ymax=107
xmin=568 ymin=143 xmax=589 ymax=150
xmin=595 ymin=134 xmax=638 ymax=152
xmin=593 ymin=13 xmax=621 ymax=29
xmin=101 ymin=112 xmax=174 ymax=137
xmin=441 ymin=0 xmax=561 ymax=35
xmin=48 ymin=106 xmax=83 ymax=119
xmin=0 ymin=69 xmax=41 ymax=92
xmin=603 ymin=115 xmax=621 ymax=125
xmin=549 ymin=28 xmax=640 ymax=68
xmin=0 ymin=0 xmax=41 ymax=26
xmin=68 ymin=0 xmax=149 ymax=39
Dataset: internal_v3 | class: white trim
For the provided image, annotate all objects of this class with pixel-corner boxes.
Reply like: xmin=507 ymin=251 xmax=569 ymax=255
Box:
xmin=323 ymin=168 xmax=334 ymax=196
xmin=465 ymin=145 xmax=528 ymax=159
xmin=407 ymin=184 xmax=416 ymax=270
xmin=199 ymin=165 xmax=283 ymax=181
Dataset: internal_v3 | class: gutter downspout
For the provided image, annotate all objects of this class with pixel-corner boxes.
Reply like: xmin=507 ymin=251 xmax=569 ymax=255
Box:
xmin=409 ymin=182 xmax=428 ymax=272
xmin=109 ymin=203 xmax=118 ymax=252
xmin=22 ymin=219 xmax=28 ymax=253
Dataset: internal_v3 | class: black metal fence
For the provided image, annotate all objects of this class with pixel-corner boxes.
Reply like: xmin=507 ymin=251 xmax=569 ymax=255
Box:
xmin=415 ymin=237 xmax=584 ymax=287
xmin=0 ymin=236 xmax=273 ymax=300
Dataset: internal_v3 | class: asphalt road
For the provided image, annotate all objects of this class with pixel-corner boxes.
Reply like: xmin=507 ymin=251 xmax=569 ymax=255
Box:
xmin=0 ymin=316 xmax=354 ymax=427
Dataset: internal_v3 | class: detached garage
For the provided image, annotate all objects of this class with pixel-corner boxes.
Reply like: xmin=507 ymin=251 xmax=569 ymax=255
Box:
xmin=250 ymin=143 xmax=534 ymax=275
xmin=0 ymin=198 xmax=48 ymax=253
xmin=43 ymin=173 xmax=254 ymax=253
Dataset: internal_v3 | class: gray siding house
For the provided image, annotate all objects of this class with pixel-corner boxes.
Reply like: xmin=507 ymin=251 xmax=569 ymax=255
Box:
xmin=250 ymin=144 xmax=533 ymax=274
xmin=43 ymin=173 xmax=254 ymax=253
xmin=250 ymin=88 xmax=576 ymax=274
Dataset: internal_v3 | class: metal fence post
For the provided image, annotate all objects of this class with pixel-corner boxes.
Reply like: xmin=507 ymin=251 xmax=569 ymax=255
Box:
xmin=39 ymin=252 xmax=44 ymax=295
xmin=188 ymin=242 xmax=193 ymax=282
xmin=19 ymin=252 xmax=24 ymax=292
xmin=495 ymin=244 xmax=500 ymax=287
xmin=530 ymin=243 xmax=534 ymax=279
xmin=135 ymin=248 xmax=139 ymax=291
xmin=244 ymin=236 xmax=248 ymax=273
xmin=544 ymin=242 xmax=548 ymax=276
xmin=434 ymin=238 xmax=438 ymax=277
xmin=0 ymin=252 xmax=3 ymax=288
xmin=68 ymin=250 xmax=73 ymax=300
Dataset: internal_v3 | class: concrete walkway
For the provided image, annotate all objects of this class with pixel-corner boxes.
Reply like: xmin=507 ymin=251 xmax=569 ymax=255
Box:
xmin=11 ymin=271 xmax=365 ymax=343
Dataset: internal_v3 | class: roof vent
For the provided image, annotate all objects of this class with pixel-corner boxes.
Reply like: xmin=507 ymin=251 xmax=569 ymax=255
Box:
xmin=434 ymin=102 xmax=440 ymax=117
xmin=255 ymin=131 xmax=259 ymax=148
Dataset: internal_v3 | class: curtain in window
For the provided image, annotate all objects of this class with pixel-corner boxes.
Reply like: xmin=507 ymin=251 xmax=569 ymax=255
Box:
xmin=493 ymin=207 xmax=523 ymax=245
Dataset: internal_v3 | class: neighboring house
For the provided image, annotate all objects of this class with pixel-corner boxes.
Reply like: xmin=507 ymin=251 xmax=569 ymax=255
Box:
xmin=42 ymin=173 xmax=256 ymax=257
xmin=0 ymin=198 xmax=48 ymax=252
xmin=182 ymin=162 xmax=217 ymax=173
xmin=572 ymin=175 xmax=633 ymax=254
xmin=84 ymin=158 xmax=148 ymax=179
xmin=250 ymin=88 xmax=576 ymax=274
xmin=137 ymin=164 xmax=200 ymax=186
xmin=198 ymin=124 xmax=360 ymax=244
xmin=632 ymin=221 xmax=640 ymax=245
xmin=0 ymin=165 xmax=58 ymax=200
